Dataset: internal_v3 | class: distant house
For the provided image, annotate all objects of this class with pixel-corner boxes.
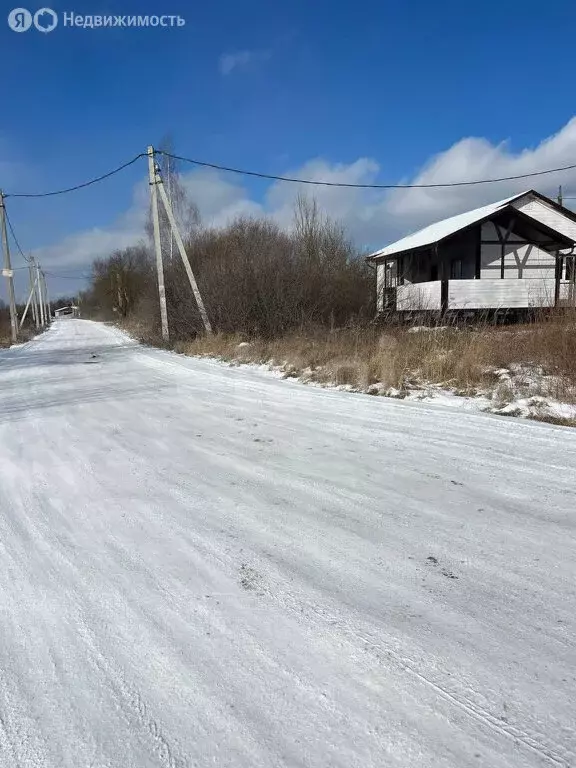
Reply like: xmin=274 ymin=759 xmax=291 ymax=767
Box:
xmin=54 ymin=305 xmax=79 ymax=318
xmin=367 ymin=190 xmax=576 ymax=316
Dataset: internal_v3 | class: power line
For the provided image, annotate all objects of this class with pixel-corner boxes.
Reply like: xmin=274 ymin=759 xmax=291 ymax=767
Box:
xmin=5 ymin=208 xmax=31 ymax=263
xmin=11 ymin=265 xmax=91 ymax=280
xmin=43 ymin=273 xmax=92 ymax=280
xmin=3 ymin=148 xmax=576 ymax=198
xmin=43 ymin=270 xmax=92 ymax=279
xmin=5 ymin=153 xmax=146 ymax=199
xmin=158 ymin=150 xmax=576 ymax=190
xmin=12 ymin=264 xmax=89 ymax=274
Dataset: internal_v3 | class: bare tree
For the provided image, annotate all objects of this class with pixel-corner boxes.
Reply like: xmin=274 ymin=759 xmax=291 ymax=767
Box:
xmin=83 ymin=193 xmax=374 ymax=338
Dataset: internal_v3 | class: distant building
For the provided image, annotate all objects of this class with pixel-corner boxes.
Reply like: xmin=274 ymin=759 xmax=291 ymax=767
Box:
xmin=367 ymin=190 xmax=576 ymax=316
xmin=54 ymin=305 xmax=80 ymax=318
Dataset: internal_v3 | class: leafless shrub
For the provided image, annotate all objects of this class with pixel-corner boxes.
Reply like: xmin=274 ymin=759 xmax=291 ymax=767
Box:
xmin=81 ymin=244 xmax=154 ymax=322
xmin=82 ymin=193 xmax=373 ymax=340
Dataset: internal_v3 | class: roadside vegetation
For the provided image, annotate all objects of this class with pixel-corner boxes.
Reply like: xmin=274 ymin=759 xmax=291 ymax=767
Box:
xmin=77 ymin=152 xmax=576 ymax=426
xmin=170 ymin=319 xmax=576 ymax=424
xmin=0 ymin=301 xmax=41 ymax=348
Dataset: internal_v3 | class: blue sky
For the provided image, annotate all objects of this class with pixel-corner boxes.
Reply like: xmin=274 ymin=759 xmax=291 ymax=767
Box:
xmin=2 ymin=0 xmax=576 ymax=297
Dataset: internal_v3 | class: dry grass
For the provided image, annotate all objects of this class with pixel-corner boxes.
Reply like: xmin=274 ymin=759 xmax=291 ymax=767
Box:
xmin=0 ymin=314 xmax=10 ymax=348
xmin=0 ymin=318 xmax=48 ymax=348
xmin=531 ymin=414 xmax=576 ymax=428
xmin=170 ymin=313 xmax=576 ymax=408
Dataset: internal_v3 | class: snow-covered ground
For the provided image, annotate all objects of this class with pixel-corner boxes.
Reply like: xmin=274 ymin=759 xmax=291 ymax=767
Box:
xmin=378 ymin=363 xmax=576 ymax=422
xmin=0 ymin=319 xmax=575 ymax=768
xmin=268 ymin=360 xmax=575 ymax=423
xmin=185 ymin=337 xmax=576 ymax=424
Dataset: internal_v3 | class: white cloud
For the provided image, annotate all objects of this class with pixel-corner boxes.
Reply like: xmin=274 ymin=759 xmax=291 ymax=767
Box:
xmin=31 ymin=115 xmax=576 ymax=295
xmin=32 ymin=179 xmax=149 ymax=270
xmin=181 ymin=169 xmax=263 ymax=226
xmin=35 ymin=226 xmax=144 ymax=269
xmin=386 ymin=117 xmax=576 ymax=226
xmin=264 ymin=157 xmax=380 ymax=233
xmin=218 ymin=49 xmax=269 ymax=75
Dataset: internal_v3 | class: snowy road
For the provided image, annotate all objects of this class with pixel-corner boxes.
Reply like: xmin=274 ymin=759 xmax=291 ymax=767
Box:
xmin=0 ymin=320 xmax=575 ymax=768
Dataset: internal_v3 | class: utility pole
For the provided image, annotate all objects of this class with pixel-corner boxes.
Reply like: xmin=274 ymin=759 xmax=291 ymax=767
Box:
xmin=147 ymin=146 xmax=169 ymax=342
xmin=36 ymin=260 xmax=45 ymax=326
xmin=43 ymin=272 xmax=51 ymax=322
xmin=155 ymin=166 xmax=212 ymax=335
xmin=31 ymin=258 xmax=42 ymax=327
xmin=166 ymin=153 xmax=174 ymax=264
xmin=19 ymin=270 xmax=39 ymax=330
xmin=558 ymin=186 xmax=563 ymax=207
xmin=29 ymin=263 xmax=39 ymax=327
xmin=0 ymin=191 xmax=18 ymax=343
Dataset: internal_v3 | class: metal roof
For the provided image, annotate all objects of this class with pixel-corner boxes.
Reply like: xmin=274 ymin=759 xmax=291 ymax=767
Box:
xmin=368 ymin=191 xmax=529 ymax=260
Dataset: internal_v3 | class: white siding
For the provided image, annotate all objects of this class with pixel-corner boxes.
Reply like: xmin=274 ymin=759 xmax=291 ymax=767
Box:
xmin=513 ymin=196 xmax=576 ymax=241
xmin=396 ymin=282 xmax=441 ymax=311
xmin=448 ymin=279 xmax=555 ymax=309
xmin=396 ymin=280 xmax=556 ymax=311
xmin=480 ymin=222 xmax=555 ymax=280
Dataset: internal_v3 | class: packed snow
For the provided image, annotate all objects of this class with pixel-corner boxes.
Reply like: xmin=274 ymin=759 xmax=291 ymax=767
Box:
xmin=0 ymin=319 xmax=575 ymax=768
xmin=373 ymin=363 xmax=576 ymax=422
xmin=207 ymin=353 xmax=576 ymax=424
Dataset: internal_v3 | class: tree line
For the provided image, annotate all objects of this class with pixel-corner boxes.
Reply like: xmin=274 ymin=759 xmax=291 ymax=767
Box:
xmin=80 ymin=154 xmax=375 ymax=341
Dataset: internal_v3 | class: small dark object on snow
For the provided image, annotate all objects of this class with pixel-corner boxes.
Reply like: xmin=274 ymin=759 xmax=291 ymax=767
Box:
xmin=441 ymin=569 xmax=458 ymax=580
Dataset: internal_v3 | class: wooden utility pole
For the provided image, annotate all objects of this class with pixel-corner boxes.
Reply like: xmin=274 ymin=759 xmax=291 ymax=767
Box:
xmin=36 ymin=261 xmax=45 ymax=326
xmin=29 ymin=264 xmax=39 ymax=327
xmin=43 ymin=272 xmax=51 ymax=322
xmin=0 ymin=191 xmax=18 ymax=343
xmin=19 ymin=271 xmax=39 ymax=329
xmin=558 ymin=186 xmax=563 ymax=207
xmin=147 ymin=146 xmax=169 ymax=342
xmin=166 ymin=153 xmax=174 ymax=264
xmin=156 ymin=167 xmax=212 ymax=334
xmin=31 ymin=258 xmax=42 ymax=327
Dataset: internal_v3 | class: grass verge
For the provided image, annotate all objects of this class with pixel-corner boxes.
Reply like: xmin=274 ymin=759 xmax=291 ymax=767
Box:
xmin=121 ymin=315 xmax=576 ymax=426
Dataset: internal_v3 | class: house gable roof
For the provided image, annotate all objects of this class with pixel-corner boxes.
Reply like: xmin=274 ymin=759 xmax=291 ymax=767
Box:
xmin=367 ymin=190 xmax=575 ymax=261
xmin=526 ymin=190 xmax=576 ymax=227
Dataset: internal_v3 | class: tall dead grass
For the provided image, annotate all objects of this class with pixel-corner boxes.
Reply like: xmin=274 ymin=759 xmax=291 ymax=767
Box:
xmin=172 ymin=312 xmax=576 ymax=403
xmin=0 ymin=312 xmax=12 ymax=348
xmin=0 ymin=306 xmax=48 ymax=348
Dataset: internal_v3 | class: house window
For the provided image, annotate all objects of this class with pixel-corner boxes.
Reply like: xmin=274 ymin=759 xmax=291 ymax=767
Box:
xmin=450 ymin=259 xmax=463 ymax=279
xmin=566 ymin=256 xmax=575 ymax=281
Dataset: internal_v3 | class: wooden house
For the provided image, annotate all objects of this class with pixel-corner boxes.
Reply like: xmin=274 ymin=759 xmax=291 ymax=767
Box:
xmin=367 ymin=190 xmax=576 ymax=316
